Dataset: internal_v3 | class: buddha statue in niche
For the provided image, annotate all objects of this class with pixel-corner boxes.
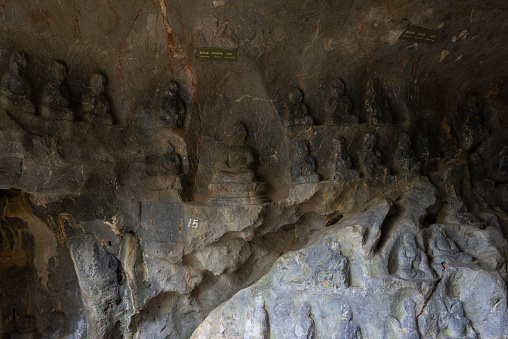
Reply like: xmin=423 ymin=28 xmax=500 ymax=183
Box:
xmin=292 ymin=140 xmax=319 ymax=184
xmin=0 ymin=51 xmax=35 ymax=114
xmin=212 ymin=121 xmax=255 ymax=183
xmin=358 ymin=133 xmax=389 ymax=179
xmin=160 ymin=82 xmax=186 ymax=129
xmin=40 ymin=60 xmax=74 ymax=121
xmin=209 ymin=121 xmax=268 ymax=203
xmin=284 ymin=87 xmax=314 ymax=130
xmin=394 ymin=133 xmax=421 ymax=176
xmin=80 ymin=73 xmax=112 ymax=125
xmin=398 ymin=233 xmax=435 ymax=280
xmin=429 ymin=225 xmax=473 ymax=266
xmin=328 ymin=137 xmax=359 ymax=182
xmin=324 ymin=78 xmax=358 ymax=125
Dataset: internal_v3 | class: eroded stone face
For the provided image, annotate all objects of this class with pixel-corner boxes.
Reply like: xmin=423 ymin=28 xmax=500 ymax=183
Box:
xmin=0 ymin=0 xmax=508 ymax=338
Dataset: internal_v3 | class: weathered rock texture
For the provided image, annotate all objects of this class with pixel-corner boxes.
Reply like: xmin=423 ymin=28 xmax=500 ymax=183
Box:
xmin=1 ymin=0 xmax=508 ymax=338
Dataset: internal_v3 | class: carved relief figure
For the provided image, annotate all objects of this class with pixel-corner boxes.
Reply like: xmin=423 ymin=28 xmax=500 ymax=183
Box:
xmin=390 ymin=299 xmax=420 ymax=339
xmin=439 ymin=296 xmax=478 ymax=339
xmin=455 ymin=94 xmax=488 ymax=151
xmin=41 ymin=311 xmax=65 ymax=339
xmin=160 ymin=82 xmax=186 ymax=129
xmin=438 ymin=116 xmax=457 ymax=160
xmin=331 ymin=304 xmax=362 ymax=339
xmin=80 ymin=73 xmax=112 ymax=125
xmin=429 ymin=225 xmax=473 ymax=265
xmin=145 ymin=142 xmax=182 ymax=184
xmin=284 ymin=88 xmax=314 ymax=129
xmin=244 ymin=295 xmax=269 ymax=339
xmin=40 ymin=61 xmax=74 ymax=121
xmin=398 ymin=233 xmax=435 ymax=280
xmin=10 ymin=314 xmax=37 ymax=339
xmin=213 ymin=121 xmax=255 ymax=183
xmin=306 ymin=240 xmax=349 ymax=288
xmin=394 ymin=133 xmax=421 ymax=176
xmin=413 ymin=119 xmax=434 ymax=174
xmin=329 ymin=137 xmax=360 ymax=182
xmin=0 ymin=51 xmax=35 ymax=114
xmin=291 ymin=304 xmax=315 ymax=339
xmin=498 ymin=146 xmax=508 ymax=173
xmin=324 ymin=78 xmax=358 ymax=125
xmin=292 ymin=141 xmax=319 ymax=184
xmin=359 ymin=133 xmax=389 ymax=179
xmin=209 ymin=121 xmax=267 ymax=203
xmin=364 ymin=79 xmax=393 ymax=125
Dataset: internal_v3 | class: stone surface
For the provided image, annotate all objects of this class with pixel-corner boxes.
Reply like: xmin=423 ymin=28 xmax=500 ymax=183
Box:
xmin=0 ymin=0 xmax=507 ymax=338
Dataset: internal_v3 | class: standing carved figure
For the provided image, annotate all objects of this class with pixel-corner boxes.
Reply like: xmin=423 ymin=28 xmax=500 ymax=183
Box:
xmin=80 ymin=73 xmax=112 ymax=125
xmin=292 ymin=141 xmax=319 ymax=183
xmin=331 ymin=305 xmax=362 ymax=339
xmin=40 ymin=61 xmax=74 ymax=121
xmin=364 ymin=79 xmax=393 ymax=125
xmin=290 ymin=304 xmax=315 ymax=339
xmin=160 ymin=82 xmax=186 ymax=128
xmin=330 ymin=137 xmax=352 ymax=172
xmin=324 ymin=78 xmax=358 ymax=125
xmin=429 ymin=226 xmax=472 ymax=265
xmin=359 ymin=134 xmax=388 ymax=178
xmin=398 ymin=233 xmax=435 ymax=280
xmin=394 ymin=133 xmax=421 ymax=175
xmin=284 ymin=88 xmax=314 ymax=129
xmin=0 ymin=51 xmax=35 ymax=114
xmin=244 ymin=296 xmax=269 ymax=339
xmin=439 ymin=297 xmax=477 ymax=339
xmin=455 ymin=94 xmax=488 ymax=151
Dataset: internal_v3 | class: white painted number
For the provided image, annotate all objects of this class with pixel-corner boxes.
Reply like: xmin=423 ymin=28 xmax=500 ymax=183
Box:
xmin=187 ymin=219 xmax=199 ymax=229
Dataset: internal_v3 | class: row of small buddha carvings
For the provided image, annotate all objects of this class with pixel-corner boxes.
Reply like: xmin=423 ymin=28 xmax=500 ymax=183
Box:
xmin=0 ymin=51 xmax=185 ymax=128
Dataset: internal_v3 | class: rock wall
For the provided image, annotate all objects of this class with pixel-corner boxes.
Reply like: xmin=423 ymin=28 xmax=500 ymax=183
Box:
xmin=0 ymin=0 xmax=507 ymax=338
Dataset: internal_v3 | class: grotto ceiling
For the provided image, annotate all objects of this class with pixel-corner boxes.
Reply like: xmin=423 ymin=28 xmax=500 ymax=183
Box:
xmin=0 ymin=0 xmax=507 ymax=338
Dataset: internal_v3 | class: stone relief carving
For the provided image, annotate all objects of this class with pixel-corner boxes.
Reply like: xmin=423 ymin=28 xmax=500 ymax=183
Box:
xmin=284 ymin=88 xmax=314 ymax=130
xmin=160 ymin=82 xmax=186 ymax=129
xmin=292 ymin=140 xmax=319 ymax=184
xmin=359 ymin=133 xmax=389 ymax=179
xmin=305 ymin=240 xmax=349 ymax=289
xmin=0 ymin=51 xmax=35 ymax=114
xmin=364 ymin=79 xmax=393 ymax=126
xmin=389 ymin=299 xmax=420 ymax=339
xmin=41 ymin=311 xmax=65 ymax=339
xmin=394 ymin=133 xmax=421 ymax=176
xmin=244 ymin=295 xmax=269 ymax=339
xmin=398 ymin=233 xmax=435 ymax=280
xmin=80 ymin=73 xmax=112 ymax=125
xmin=10 ymin=314 xmax=37 ymax=339
xmin=454 ymin=93 xmax=488 ymax=151
xmin=145 ymin=141 xmax=183 ymax=195
xmin=438 ymin=295 xmax=478 ymax=339
xmin=40 ymin=61 xmax=74 ymax=121
xmin=429 ymin=225 xmax=473 ymax=265
xmin=328 ymin=137 xmax=359 ymax=182
xmin=208 ymin=121 xmax=267 ymax=204
xmin=290 ymin=304 xmax=315 ymax=339
xmin=438 ymin=116 xmax=457 ymax=160
xmin=324 ymin=78 xmax=358 ymax=125
xmin=331 ymin=304 xmax=362 ymax=339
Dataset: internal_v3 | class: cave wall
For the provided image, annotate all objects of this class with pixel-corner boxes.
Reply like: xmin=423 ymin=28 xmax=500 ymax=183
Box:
xmin=0 ymin=0 xmax=507 ymax=338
